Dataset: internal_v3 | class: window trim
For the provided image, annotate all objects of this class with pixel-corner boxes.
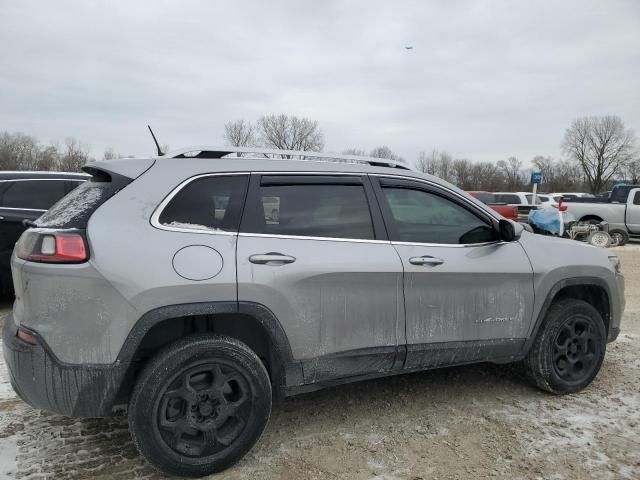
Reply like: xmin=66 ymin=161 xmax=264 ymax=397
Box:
xmin=239 ymin=172 xmax=387 ymax=242
xmin=370 ymin=175 xmax=503 ymax=248
xmin=150 ymin=172 xmax=250 ymax=236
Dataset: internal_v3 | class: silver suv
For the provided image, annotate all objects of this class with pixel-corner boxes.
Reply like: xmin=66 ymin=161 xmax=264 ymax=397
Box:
xmin=3 ymin=146 xmax=625 ymax=477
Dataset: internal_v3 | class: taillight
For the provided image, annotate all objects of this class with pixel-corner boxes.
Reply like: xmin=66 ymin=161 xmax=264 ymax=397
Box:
xmin=16 ymin=229 xmax=88 ymax=263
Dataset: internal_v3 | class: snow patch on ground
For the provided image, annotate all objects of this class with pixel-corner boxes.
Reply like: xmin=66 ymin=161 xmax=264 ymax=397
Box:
xmin=490 ymin=336 xmax=640 ymax=479
xmin=0 ymin=435 xmax=18 ymax=478
xmin=0 ymin=344 xmax=15 ymax=401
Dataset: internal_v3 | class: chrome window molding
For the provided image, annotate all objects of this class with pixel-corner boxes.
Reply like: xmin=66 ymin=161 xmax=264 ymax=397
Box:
xmin=150 ymin=170 xmax=503 ymax=244
xmin=391 ymin=240 xmax=508 ymax=248
xmin=0 ymin=178 xmax=79 ymax=183
xmin=238 ymin=232 xmax=390 ymax=244
xmin=0 ymin=206 xmax=46 ymax=212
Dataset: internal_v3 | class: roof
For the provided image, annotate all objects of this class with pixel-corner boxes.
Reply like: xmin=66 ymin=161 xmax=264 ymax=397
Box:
xmin=0 ymin=171 xmax=90 ymax=180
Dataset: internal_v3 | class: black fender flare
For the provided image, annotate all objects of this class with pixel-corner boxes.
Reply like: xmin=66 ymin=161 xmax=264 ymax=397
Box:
xmin=522 ymin=276 xmax=612 ymax=354
xmin=116 ymin=301 xmax=294 ymax=369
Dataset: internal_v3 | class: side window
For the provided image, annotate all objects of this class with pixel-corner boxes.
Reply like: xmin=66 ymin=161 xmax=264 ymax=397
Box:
xmin=496 ymin=194 xmax=521 ymax=204
xmin=634 ymin=191 xmax=640 ymax=205
xmin=245 ymin=181 xmax=375 ymax=240
xmin=158 ymin=175 xmax=248 ymax=232
xmin=381 ymin=187 xmax=497 ymax=244
xmin=1 ymin=180 xmax=67 ymax=210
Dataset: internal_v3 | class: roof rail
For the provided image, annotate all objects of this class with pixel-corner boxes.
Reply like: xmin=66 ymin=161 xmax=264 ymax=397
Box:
xmin=159 ymin=145 xmax=411 ymax=170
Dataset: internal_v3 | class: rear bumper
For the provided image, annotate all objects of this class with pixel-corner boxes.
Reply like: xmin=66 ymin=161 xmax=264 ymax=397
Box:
xmin=2 ymin=313 xmax=123 ymax=417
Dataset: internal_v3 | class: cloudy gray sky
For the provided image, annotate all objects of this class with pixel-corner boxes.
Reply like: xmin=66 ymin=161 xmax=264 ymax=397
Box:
xmin=1 ymin=0 xmax=639 ymax=166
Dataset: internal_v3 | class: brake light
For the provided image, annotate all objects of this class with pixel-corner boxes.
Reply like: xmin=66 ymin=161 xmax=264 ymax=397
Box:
xmin=16 ymin=230 xmax=88 ymax=263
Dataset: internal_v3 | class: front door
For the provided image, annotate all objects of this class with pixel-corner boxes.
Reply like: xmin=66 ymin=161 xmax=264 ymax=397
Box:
xmin=237 ymin=174 xmax=404 ymax=383
xmin=626 ymin=189 xmax=640 ymax=233
xmin=371 ymin=176 xmax=534 ymax=369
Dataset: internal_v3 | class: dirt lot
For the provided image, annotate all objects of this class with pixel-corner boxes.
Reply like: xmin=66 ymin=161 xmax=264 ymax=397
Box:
xmin=1 ymin=246 xmax=639 ymax=480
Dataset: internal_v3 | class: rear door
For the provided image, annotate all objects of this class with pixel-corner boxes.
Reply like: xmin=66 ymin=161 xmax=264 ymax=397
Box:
xmin=237 ymin=173 xmax=404 ymax=384
xmin=371 ymin=176 xmax=534 ymax=369
xmin=626 ymin=189 xmax=640 ymax=233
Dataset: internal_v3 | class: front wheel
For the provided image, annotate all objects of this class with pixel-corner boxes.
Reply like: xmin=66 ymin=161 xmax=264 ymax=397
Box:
xmin=523 ymin=298 xmax=606 ymax=394
xmin=128 ymin=334 xmax=272 ymax=477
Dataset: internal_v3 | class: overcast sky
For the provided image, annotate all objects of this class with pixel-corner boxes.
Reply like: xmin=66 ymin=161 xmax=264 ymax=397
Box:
xmin=1 ymin=0 xmax=639 ymax=166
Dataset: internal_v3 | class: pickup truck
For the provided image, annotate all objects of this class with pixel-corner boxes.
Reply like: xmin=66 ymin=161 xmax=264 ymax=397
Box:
xmin=467 ymin=191 xmax=518 ymax=221
xmin=563 ymin=185 xmax=640 ymax=245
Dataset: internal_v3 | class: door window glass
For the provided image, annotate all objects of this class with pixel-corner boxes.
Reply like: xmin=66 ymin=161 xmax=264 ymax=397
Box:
xmin=159 ymin=175 xmax=248 ymax=232
xmin=247 ymin=183 xmax=375 ymax=240
xmin=495 ymin=194 xmax=521 ymax=204
xmin=382 ymin=187 xmax=497 ymax=244
xmin=634 ymin=191 xmax=640 ymax=205
xmin=1 ymin=180 xmax=67 ymax=210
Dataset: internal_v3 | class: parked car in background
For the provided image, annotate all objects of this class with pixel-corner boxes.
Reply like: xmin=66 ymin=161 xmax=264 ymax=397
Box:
xmin=467 ymin=191 xmax=518 ymax=221
xmin=563 ymin=185 xmax=640 ymax=245
xmin=493 ymin=191 xmax=540 ymax=222
xmin=550 ymin=192 xmax=596 ymax=202
xmin=4 ymin=147 xmax=625 ymax=477
xmin=0 ymin=171 xmax=88 ymax=293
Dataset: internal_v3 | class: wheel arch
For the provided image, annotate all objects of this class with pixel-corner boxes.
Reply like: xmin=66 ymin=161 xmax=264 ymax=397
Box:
xmin=524 ymin=277 xmax=611 ymax=354
xmin=579 ymin=215 xmax=604 ymax=223
xmin=114 ymin=301 xmax=297 ymax=405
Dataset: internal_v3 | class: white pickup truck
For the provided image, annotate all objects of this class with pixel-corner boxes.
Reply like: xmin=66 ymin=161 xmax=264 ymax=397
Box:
xmin=563 ymin=186 xmax=640 ymax=245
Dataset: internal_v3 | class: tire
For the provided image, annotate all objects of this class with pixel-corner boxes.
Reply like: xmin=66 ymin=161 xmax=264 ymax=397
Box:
xmin=609 ymin=229 xmax=629 ymax=246
xmin=588 ymin=231 xmax=612 ymax=248
xmin=128 ymin=334 xmax=272 ymax=477
xmin=524 ymin=298 xmax=606 ymax=394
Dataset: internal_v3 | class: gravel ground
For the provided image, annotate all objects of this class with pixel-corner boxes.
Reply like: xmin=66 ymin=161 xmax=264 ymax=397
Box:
xmin=1 ymin=245 xmax=639 ymax=480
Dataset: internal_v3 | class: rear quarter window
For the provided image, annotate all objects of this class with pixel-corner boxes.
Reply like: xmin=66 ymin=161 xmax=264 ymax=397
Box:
xmin=157 ymin=175 xmax=249 ymax=232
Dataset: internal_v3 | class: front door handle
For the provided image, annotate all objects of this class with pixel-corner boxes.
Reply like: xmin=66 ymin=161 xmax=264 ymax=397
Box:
xmin=249 ymin=253 xmax=296 ymax=265
xmin=409 ymin=255 xmax=444 ymax=266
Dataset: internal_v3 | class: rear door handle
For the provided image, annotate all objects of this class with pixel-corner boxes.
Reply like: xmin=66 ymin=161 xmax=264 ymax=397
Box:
xmin=409 ymin=255 xmax=444 ymax=266
xmin=249 ymin=253 xmax=296 ymax=265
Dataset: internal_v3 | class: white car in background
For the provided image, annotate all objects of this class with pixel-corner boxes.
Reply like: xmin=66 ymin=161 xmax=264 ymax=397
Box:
xmin=493 ymin=192 xmax=553 ymax=206
xmin=550 ymin=192 xmax=595 ymax=202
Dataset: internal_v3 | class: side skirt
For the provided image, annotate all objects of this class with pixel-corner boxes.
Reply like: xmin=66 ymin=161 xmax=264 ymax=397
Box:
xmin=285 ymin=338 xmax=525 ymax=396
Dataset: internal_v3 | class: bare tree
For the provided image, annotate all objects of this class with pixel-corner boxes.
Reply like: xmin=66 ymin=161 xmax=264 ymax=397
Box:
xmin=342 ymin=148 xmax=367 ymax=156
xmin=103 ymin=147 xmax=123 ymax=160
xmin=369 ymin=146 xmax=404 ymax=162
xmin=623 ymin=159 xmax=640 ymax=184
xmin=562 ymin=115 xmax=636 ymax=193
xmin=223 ymin=120 xmax=257 ymax=147
xmin=257 ymin=114 xmax=323 ymax=154
xmin=37 ymin=144 xmax=60 ymax=171
xmin=416 ymin=149 xmax=453 ymax=182
xmin=452 ymin=158 xmax=474 ymax=190
xmin=496 ymin=156 xmax=523 ymax=190
xmin=58 ymin=137 xmax=91 ymax=172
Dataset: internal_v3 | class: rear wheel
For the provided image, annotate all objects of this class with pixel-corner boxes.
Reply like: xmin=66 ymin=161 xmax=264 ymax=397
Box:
xmin=128 ymin=334 xmax=272 ymax=477
xmin=524 ymin=298 xmax=606 ymax=394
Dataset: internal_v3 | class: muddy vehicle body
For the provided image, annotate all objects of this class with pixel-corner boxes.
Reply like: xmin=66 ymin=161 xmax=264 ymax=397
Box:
xmin=3 ymin=146 xmax=625 ymax=477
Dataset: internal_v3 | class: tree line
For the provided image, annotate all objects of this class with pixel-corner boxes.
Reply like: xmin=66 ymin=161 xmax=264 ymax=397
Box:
xmin=2 ymin=114 xmax=637 ymax=193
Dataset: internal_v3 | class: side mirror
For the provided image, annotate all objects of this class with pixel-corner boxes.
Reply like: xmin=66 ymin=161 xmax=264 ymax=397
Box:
xmin=499 ymin=219 xmax=522 ymax=242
